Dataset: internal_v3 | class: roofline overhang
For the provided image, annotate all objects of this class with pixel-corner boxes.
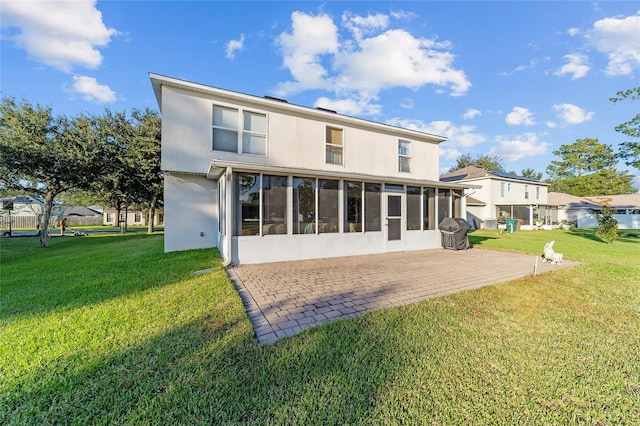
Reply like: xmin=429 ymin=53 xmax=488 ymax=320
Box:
xmin=149 ymin=72 xmax=447 ymax=145
xmin=189 ymin=160 xmax=480 ymax=190
xmin=448 ymin=177 xmax=550 ymax=187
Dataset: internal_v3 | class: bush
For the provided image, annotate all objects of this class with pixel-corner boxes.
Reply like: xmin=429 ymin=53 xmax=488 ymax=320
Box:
xmin=595 ymin=207 xmax=618 ymax=244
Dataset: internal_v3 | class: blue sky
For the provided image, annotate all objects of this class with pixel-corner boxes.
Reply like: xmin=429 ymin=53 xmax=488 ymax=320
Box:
xmin=2 ymin=1 xmax=639 ymax=186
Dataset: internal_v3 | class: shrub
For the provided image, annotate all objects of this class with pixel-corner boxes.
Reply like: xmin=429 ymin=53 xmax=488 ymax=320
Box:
xmin=594 ymin=206 xmax=618 ymax=244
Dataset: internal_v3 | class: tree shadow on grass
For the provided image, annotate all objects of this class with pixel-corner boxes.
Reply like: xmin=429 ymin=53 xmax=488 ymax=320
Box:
xmin=2 ymin=307 xmax=408 ymax=424
xmin=0 ymin=234 xmax=220 ymax=321
xmin=567 ymin=228 xmax=640 ymax=245
xmin=467 ymin=232 xmax=499 ymax=247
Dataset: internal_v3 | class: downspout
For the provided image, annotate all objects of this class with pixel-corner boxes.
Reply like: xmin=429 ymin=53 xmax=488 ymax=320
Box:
xmin=222 ymin=167 xmax=233 ymax=267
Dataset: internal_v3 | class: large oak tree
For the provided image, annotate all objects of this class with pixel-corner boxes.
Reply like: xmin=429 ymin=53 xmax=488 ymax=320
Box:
xmin=0 ymin=97 xmax=111 ymax=247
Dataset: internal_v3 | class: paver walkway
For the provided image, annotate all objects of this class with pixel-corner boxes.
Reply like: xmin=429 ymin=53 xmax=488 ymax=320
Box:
xmin=227 ymin=248 xmax=578 ymax=344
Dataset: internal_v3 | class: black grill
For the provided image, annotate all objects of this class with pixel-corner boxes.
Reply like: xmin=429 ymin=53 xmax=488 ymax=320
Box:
xmin=438 ymin=217 xmax=471 ymax=250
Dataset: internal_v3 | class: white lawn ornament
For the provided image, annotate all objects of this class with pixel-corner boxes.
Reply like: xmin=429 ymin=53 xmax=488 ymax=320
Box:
xmin=542 ymin=240 xmax=563 ymax=265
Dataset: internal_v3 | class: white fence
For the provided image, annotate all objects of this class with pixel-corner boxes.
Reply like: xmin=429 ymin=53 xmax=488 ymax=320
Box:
xmin=0 ymin=214 xmax=102 ymax=230
xmin=578 ymin=214 xmax=640 ymax=229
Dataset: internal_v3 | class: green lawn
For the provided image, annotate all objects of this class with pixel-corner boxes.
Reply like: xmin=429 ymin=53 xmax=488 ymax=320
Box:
xmin=1 ymin=230 xmax=639 ymax=424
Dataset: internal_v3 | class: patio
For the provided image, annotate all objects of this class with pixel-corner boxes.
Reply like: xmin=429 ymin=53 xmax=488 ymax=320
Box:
xmin=228 ymin=248 xmax=579 ymax=343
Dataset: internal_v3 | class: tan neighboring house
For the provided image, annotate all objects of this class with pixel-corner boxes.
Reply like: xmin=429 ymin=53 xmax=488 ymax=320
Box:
xmin=103 ymin=208 xmax=165 ymax=227
xmin=440 ymin=166 xmax=555 ymax=229
xmin=549 ymin=192 xmax=640 ymax=229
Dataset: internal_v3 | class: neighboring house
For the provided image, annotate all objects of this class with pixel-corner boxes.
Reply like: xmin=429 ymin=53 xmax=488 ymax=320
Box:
xmin=0 ymin=195 xmax=102 ymax=229
xmin=440 ymin=166 xmax=553 ymax=229
xmin=150 ymin=73 xmax=473 ymax=264
xmin=549 ymin=192 xmax=640 ymax=229
xmin=103 ymin=208 xmax=165 ymax=227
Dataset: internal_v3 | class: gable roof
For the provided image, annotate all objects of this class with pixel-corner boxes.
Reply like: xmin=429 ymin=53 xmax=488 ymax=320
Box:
xmin=150 ymin=72 xmax=447 ymax=145
xmin=440 ymin=165 xmax=545 ymax=184
xmin=549 ymin=192 xmax=640 ymax=209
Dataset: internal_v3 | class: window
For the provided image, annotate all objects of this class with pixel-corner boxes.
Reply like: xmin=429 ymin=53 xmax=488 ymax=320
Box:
xmin=406 ymin=186 xmax=421 ymax=230
xmin=326 ymin=127 xmax=343 ymax=165
xmin=318 ymin=179 xmax=339 ymax=233
xmin=262 ymin=175 xmax=288 ymax=234
xmin=364 ymin=183 xmax=381 ymax=231
xmin=213 ymin=105 xmax=266 ymax=155
xmin=106 ymin=213 xmax=115 ymax=224
xmin=134 ymin=212 xmax=142 ymax=223
xmin=293 ymin=177 xmax=316 ymax=234
xmin=501 ymin=182 xmax=505 ymax=197
xmin=423 ymin=187 xmax=436 ymax=230
xmin=235 ymin=173 xmax=260 ymax=236
xmin=344 ymin=181 xmax=362 ymax=232
xmin=213 ymin=106 xmax=238 ymax=152
xmin=525 ymin=185 xmax=529 ymax=200
xmin=437 ymin=189 xmax=451 ymax=224
xmin=536 ymin=186 xmax=540 ymax=200
xmin=398 ymin=140 xmax=411 ymax=173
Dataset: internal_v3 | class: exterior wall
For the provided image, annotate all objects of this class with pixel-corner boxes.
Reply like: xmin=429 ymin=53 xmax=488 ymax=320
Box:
xmin=160 ymin=85 xmax=441 ymax=181
xmin=572 ymin=209 xmax=640 ymax=229
xmin=153 ymin=75 xmax=469 ymax=262
xmin=164 ymin=174 xmax=218 ymax=252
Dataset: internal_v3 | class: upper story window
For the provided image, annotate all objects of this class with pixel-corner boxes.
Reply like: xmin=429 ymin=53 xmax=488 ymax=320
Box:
xmin=398 ymin=140 xmax=411 ymax=173
xmin=212 ymin=105 xmax=266 ymax=155
xmin=501 ymin=182 xmax=505 ymax=197
xmin=525 ymin=184 xmax=529 ymax=199
xmin=326 ymin=127 xmax=343 ymax=165
xmin=536 ymin=186 xmax=540 ymax=200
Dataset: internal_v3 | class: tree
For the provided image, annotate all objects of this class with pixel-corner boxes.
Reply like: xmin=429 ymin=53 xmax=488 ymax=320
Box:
xmin=520 ymin=168 xmax=543 ymax=181
xmin=595 ymin=206 xmax=618 ymax=244
xmin=0 ymin=97 xmax=110 ymax=247
xmin=90 ymin=108 xmax=162 ymax=233
xmin=127 ymin=108 xmax=162 ymax=233
xmin=448 ymin=153 xmax=504 ymax=173
xmin=546 ymin=138 xmax=636 ymax=196
xmin=92 ymin=110 xmax=135 ymax=229
xmin=610 ymin=87 xmax=640 ymax=169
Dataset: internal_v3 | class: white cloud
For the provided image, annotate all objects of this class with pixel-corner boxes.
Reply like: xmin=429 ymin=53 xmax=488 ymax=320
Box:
xmin=275 ymin=11 xmax=340 ymax=94
xmin=488 ymin=133 xmax=551 ymax=161
xmin=567 ymin=27 xmax=581 ymax=36
xmin=387 ymin=118 xmax=486 ymax=149
xmin=274 ymin=11 xmax=471 ymax=115
xmin=225 ymin=34 xmax=245 ymax=59
xmin=463 ymin=108 xmax=481 ymax=120
xmin=0 ymin=0 xmax=118 ymax=72
xmin=552 ymin=103 xmax=594 ymax=124
xmin=400 ymin=98 xmax=414 ymax=109
xmin=342 ymin=11 xmax=389 ymax=40
xmin=505 ymin=107 xmax=536 ymax=126
xmin=500 ymin=59 xmax=538 ymax=76
xmin=65 ymin=75 xmax=116 ymax=103
xmin=315 ymin=95 xmax=382 ymax=116
xmin=586 ymin=12 xmax=640 ymax=76
xmin=554 ymin=53 xmax=590 ymax=79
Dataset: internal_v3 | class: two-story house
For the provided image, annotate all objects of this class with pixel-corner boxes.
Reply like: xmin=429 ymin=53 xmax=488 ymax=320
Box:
xmin=440 ymin=166 xmax=553 ymax=229
xmin=150 ymin=73 xmax=472 ymax=264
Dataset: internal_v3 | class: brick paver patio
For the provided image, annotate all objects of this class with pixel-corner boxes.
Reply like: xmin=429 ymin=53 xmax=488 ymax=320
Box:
xmin=227 ymin=248 xmax=578 ymax=344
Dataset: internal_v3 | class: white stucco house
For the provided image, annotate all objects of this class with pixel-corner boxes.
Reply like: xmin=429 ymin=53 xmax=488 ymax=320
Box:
xmin=549 ymin=192 xmax=640 ymax=229
xmin=440 ymin=166 xmax=554 ymax=229
xmin=150 ymin=73 xmax=473 ymax=264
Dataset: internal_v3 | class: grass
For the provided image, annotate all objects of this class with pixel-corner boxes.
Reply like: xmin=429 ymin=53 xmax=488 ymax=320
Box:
xmin=1 ymin=229 xmax=639 ymax=424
